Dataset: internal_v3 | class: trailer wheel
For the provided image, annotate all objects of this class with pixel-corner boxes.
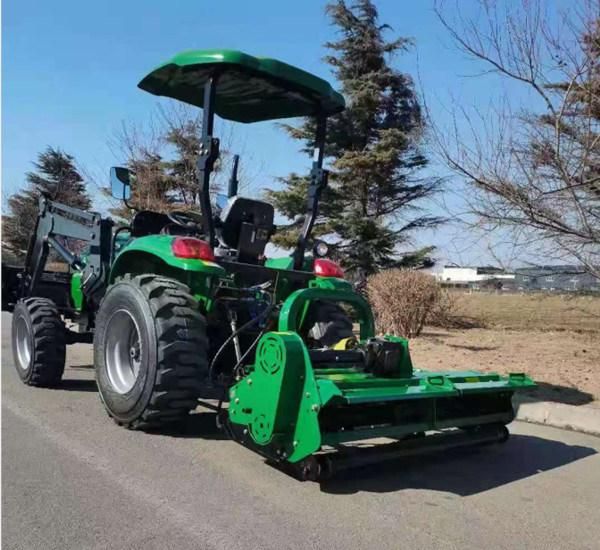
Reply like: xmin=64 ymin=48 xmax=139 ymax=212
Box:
xmin=94 ymin=274 xmax=208 ymax=430
xmin=11 ymin=298 xmax=66 ymax=386
xmin=305 ymin=300 xmax=354 ymax=348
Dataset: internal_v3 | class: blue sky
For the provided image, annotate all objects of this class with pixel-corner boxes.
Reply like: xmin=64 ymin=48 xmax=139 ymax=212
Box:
xmin=2 ymin=0 xmax=547 ymax=265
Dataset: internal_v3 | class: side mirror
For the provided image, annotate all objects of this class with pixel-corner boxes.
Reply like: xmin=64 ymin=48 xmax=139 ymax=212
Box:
xmin=215 ymin=193 xmax=228 ymax=214
xmin=110 ymin=167 xmax=133 ymax=201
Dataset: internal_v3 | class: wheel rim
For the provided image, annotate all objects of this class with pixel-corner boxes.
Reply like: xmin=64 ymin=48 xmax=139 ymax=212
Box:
xmin=14 ymin=315 xmax=31 ymax=370
xmin=104 ymin=309 xmax=142 ymax=394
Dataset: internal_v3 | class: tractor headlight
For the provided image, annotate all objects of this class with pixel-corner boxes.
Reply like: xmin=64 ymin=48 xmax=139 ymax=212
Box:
xmin=314 ymin=241 xmax=329 ymax=258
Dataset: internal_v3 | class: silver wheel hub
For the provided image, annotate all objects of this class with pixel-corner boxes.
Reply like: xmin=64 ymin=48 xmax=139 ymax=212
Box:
xmin=104 ymin=309 xmax=142 ymax=394
xmin=15 ymin=315 xmax=31 ymax=370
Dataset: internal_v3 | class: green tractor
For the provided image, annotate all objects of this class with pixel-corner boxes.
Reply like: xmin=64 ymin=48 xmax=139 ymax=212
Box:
xmin=4 ymin=50 xmax=534 ymax=480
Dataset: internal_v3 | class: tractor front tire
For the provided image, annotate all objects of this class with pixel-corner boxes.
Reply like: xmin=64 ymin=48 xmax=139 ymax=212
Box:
xmin=94 ymin=274 xmax=208 ymax=430
xmin=11 ymin=298 xmax=66 ymax=386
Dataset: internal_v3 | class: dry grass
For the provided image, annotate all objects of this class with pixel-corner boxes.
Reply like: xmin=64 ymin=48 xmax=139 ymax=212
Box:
xmin=446 ymin=291 xmax=600 ymax=332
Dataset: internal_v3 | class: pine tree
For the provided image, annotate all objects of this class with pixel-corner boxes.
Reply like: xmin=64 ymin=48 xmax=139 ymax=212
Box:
xmin=268 ymin=0 xmax=440 ymax=274
xmin=2 ymin=147 xmax=91 ymax=257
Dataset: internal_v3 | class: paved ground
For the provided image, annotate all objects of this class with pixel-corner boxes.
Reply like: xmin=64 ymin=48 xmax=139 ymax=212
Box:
xmin=2 ymin=312 xmax=600 ymax=550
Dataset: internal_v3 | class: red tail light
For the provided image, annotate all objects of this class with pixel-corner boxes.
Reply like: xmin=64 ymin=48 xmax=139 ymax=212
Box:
xmin=314 ymin=258 xmax=344 ymax=278
xmin=172 ymin=237 xmax=215 ymax=261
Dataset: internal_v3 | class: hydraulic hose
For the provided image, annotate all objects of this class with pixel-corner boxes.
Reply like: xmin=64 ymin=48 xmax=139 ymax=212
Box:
xmin=208 ymin=290 xmax=274 ymax=384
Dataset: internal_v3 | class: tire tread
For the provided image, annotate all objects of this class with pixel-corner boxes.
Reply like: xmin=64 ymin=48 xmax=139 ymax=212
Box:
xmin=13 ymin=297 xmax=66 ymax=386
xmin=99 ymin=274 xmax=208 ymax=430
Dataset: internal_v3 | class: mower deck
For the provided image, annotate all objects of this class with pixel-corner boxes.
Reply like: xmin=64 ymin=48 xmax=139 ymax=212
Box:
xmin=226 ymin=415 xmax=511 ymax=482
xmin=227 ymin=325 xmax=534 ymax=478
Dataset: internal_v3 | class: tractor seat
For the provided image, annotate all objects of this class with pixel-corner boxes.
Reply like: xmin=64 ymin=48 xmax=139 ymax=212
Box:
xmin=218 ymin=197 xmax=275 ymax=263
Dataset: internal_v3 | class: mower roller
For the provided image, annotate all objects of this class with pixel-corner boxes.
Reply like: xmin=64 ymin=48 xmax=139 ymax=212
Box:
xmin=3 ymin=49 xmax=534 ymax=480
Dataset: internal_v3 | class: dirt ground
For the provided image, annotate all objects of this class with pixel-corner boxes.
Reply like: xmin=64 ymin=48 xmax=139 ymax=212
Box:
xmin=410 ymin=328 xmax=600 ymax=407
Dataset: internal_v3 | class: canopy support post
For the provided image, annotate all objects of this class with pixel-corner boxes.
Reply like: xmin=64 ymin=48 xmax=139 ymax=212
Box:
xmin=197 ymin=75 xmax=220 ymax=247
xmin=293 ymin=115 xmax=328 ymax=270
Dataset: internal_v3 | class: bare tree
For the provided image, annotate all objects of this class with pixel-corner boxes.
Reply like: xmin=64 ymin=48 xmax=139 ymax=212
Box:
xmin=434 ymin=0 xmax=600 ymax=277
xmin=107 ymin=103 xmax=250 ymax=220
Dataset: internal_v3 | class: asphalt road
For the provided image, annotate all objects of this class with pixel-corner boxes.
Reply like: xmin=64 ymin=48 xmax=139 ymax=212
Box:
xmin=2 ymin=312 xmax=600 ymax=550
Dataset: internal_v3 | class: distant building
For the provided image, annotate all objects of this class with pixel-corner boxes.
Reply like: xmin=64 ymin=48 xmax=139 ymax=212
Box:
xmin=435 ymin=264 xmax=600 ymax=293
xmin=512 ymin=266 xmax=600 ymax=293
xmin=436 ymin=265 xmax=515 ymax=287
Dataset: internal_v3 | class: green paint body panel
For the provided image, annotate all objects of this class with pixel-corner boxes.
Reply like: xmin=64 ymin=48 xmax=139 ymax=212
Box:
xmin=310 ymin=276 xmax=353 ymax=292
xmin=109 ymin=235 xmax=226 ymax=312
xmin=229 ymin=332 xmax=325 ymax=463
xmin=109 ymin=235 xmax=226 ymax=281
xmin=264 ymin=256 xmax=295 ymax=271
xmin=138 ymin=49 xmax=345 ymax=123
xmin=264 ymin=255 xmax=313 ymax=272
xmin=70 ymin=272 xmax=84 ymax=311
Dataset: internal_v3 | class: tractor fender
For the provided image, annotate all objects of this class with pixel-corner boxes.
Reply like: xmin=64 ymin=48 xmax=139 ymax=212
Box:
xmin=109 ymin=235 xmax=226 ymax=283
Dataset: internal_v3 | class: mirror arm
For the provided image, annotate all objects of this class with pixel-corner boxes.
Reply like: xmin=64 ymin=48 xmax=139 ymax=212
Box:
xmin=123 ymin=196 xmax=136 ymax=211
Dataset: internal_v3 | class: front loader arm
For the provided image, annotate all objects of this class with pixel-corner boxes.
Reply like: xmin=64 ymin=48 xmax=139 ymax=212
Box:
xmin=22 ymin=196 xmax=113 ymax=307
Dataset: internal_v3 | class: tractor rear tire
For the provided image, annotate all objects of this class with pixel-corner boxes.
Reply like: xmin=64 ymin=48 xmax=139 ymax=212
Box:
xmin=94 ymin=274 xmax=208 ymax=430
xmin=11 ymin=298 xmax=66 ymax=386
xmin=306 ymin=300 xmax=354 ymax=348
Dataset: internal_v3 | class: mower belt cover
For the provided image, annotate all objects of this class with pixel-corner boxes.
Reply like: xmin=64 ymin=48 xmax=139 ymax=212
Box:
xmin=228 ymin=331 xmax=535 ymax=465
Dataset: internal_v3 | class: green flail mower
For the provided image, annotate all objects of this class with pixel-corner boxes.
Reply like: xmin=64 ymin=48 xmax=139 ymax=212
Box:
xmin=3 ymin=49 xmax=534 ymax=480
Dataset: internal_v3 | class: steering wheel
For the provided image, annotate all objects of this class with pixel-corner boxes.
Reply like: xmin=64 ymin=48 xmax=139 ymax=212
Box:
xmin=167 ymin=210 xmax=204 ymax=229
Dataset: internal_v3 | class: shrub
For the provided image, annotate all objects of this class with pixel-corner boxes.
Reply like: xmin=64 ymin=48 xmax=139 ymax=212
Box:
xmin=367 ymin=269 xmax=441 ymax=338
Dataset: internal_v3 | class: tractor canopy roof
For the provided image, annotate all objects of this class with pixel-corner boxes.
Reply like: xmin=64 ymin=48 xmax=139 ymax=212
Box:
xmin=138 ymin=49 xmax=345 ymax=123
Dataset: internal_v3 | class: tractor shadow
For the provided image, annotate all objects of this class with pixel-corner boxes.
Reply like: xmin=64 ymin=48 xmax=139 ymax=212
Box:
xmin=159 ymin=411 xmax=228 ymax=440
xmin=319 ymin=434 xmax=597 ymax=496
xmin=48 ymin=365 xmax=97 ymax=392
xmin=519 ymin=383 xmax=595 ymax=406
xmin=47 ymin=371 xmax=229 ymax=438
xmin=52 ymin=378 xmax=98 ymax=392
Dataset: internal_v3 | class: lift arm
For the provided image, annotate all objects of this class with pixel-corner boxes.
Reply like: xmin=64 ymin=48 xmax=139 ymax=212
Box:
xmin=21 ymin=196 xmax=113 ymax=307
